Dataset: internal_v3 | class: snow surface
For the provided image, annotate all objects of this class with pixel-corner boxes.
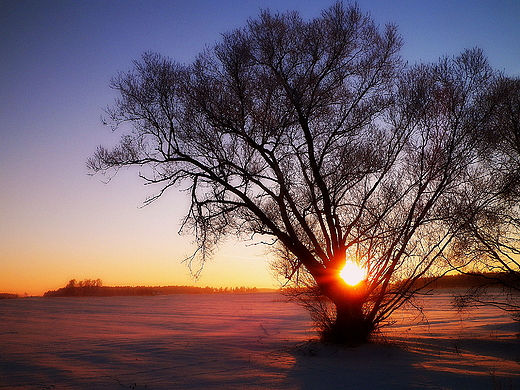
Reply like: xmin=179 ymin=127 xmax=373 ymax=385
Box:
xmin=0 ymin=291 xmax=518 ymax=389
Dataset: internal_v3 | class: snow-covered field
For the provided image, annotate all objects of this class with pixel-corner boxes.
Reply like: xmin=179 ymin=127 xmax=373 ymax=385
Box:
xmin=0 ymin=291 xmax=518 ymax=389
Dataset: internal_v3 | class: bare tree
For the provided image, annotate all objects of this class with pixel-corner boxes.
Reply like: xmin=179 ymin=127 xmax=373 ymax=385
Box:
xmin=476 ymin=76 xmax=520 ymax=287
xmin=89 ymin=3 xmax=507 ymax=343
xmin=448 ymin=75 xmax=520 ymax=314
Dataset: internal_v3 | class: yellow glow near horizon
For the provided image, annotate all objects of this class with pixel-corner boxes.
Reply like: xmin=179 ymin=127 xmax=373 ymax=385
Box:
xmin=0 ymin=239 xmax=274 ymax=296
xmin=340 ymin=261 xmax=366 ymax=286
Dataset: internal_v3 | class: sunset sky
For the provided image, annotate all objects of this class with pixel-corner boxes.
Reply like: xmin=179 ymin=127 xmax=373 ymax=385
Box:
xmin=1 ymin=0 xmax=519 ymax=296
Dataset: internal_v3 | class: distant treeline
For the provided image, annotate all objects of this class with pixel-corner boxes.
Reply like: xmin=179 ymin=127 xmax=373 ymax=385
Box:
xmin=43 ymin=279 xmax=264 ymax=297
xmin=0 ymin=293 xmax=19 ymax=299
xmin=408 ymin=272 xmax=520 ymax=290
xmin=23 ymin=273 xmax=520 ymax=298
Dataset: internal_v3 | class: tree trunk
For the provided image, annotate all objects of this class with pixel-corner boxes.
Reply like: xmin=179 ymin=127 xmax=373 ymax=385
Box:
xmin=319 ymin=275 xmax=374 ymax=344
xmin=322 ymin=300 xmax=374 ymax=344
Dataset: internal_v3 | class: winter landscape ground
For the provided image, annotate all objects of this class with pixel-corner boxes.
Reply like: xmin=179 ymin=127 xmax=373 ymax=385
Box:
xmin=0 ymin=291 xmax=518 ymax=389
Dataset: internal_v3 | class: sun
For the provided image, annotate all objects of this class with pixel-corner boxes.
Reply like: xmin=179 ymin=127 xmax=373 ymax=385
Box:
xmin=340 ymin=261 xmax=366 ymax=286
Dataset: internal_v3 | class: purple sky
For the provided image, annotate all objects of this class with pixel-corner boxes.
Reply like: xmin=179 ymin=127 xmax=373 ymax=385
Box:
xmin=1 ymin=0 xmax=519 ymax=295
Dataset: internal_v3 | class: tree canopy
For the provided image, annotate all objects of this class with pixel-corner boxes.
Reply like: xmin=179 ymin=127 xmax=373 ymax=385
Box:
xmin=89 ymin=3 xmax=520 ymax=343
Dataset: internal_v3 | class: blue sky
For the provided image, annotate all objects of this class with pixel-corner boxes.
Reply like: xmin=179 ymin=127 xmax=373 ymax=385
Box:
xmin=1 ymin=0 xmax=519 ymax=295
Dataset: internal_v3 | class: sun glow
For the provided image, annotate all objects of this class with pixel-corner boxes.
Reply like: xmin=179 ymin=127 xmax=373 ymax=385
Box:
xmin=340 ymin=261 xmax=366 ymax=286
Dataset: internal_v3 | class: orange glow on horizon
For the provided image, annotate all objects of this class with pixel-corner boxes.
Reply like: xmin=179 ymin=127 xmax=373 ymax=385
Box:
xmin=0 ymin=240 xmax=274 ymax=296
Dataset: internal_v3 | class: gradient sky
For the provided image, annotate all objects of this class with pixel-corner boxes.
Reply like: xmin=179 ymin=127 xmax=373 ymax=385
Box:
xmin=1 ymin=0 xmax=519 ymax=296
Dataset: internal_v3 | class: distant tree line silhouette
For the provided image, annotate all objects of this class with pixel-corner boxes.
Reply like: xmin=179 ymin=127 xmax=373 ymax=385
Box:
xmin=404 ymin=272 xmax=520 ymax=290
xmin=43 ymin=279 xmax=260 ymax=297
xmin=0 ymin=293 xmax=19 ymax=299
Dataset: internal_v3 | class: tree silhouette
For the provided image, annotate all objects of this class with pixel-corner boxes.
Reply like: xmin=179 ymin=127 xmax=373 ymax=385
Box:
xmin=448 ymin=75 xmax=520 ymax=313
xmin=475 ymin=76 xmax=520 ymax=286
xmin=89 ymin=3 xmax=515 ymax=343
